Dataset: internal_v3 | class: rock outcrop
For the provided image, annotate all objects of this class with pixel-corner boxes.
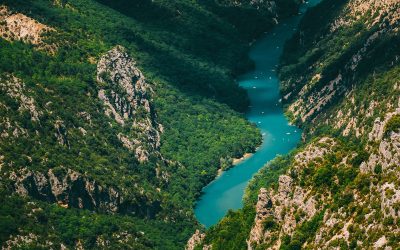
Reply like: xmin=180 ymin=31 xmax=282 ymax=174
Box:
xmin=0 ymin=5 xmax=56 ymax=52
xmin=361 ymin=131 xmax=400 ymax=174
xmin=0 ymin=74 xmax=41 ymax=123
xmin=247 ymin=138 xmax=333 ymax=249
xmin=3 ymin=233 xmax=47 ymax=250
xmin=243 ymin=0 xmax=400 ymax=247
xmin=7 ymin=166 xmax=161 ymax=217
xmin=281 ymin=0 xmax=400 ymax=128
xmin=186 ymin=230 xmax=206 ymax=250
xmin=247 ymin=188 xmax=273 ymax=248
xmin=97 ymin=46 xmax=163 ymax=162
xmin=9 ymin=167 xmax=122 ymax=212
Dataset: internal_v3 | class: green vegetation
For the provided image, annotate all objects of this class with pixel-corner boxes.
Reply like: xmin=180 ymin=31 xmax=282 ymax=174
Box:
xmin=200 ymin=155 xmax=294 ymax=249
xmin=201 ymin=0 xmax=400 ymax=248
xmin=201 ymin=207 xmax=256 ymax=250
xmin=385 ymin=115 xmax=400 ymax=136
xmin=281 ymin=212 xmax=324 ymax=250
xmin=279 ymin=0 xmax=400 ymax=130
xmin=0 ymin=186 xmax=194 ymax=249
xmin=0 ymin=0 xmax=307 ymax=247
xmin=9 ymin=0 xmax=400 ymax=248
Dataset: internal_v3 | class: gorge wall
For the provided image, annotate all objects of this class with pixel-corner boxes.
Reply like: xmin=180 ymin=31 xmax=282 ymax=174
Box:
xmin=192 ymin=0 xmax=400 ymax=249
xmin=0 ymin=0 xmax=302 ymax=248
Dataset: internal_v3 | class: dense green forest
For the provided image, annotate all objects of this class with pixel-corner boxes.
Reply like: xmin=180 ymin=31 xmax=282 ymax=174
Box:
xmin=0 ymin=0 xmax=302 ymax=248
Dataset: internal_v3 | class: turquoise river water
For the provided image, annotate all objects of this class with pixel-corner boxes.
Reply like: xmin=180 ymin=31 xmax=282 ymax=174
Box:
xmin=195 ymin=0 xmax=321 ymax=228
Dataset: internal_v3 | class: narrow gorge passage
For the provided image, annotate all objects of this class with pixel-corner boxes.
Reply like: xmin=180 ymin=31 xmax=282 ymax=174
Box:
xmin=195 ymin=0 xmax=322 ymax=228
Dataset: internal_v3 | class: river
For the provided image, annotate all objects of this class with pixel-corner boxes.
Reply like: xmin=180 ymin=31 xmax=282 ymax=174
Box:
xmin=194 ymin=0 xmax=321 ymax=228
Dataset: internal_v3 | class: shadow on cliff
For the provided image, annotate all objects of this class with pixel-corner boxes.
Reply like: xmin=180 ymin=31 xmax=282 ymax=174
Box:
xmin=93 ymin=0 xmax=272 ymax=112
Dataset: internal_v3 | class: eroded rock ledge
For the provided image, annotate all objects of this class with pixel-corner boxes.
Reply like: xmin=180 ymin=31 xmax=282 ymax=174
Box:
xmin=97 ymin=45 xmax=163 ymax=163
xmin=8 ymin=167 xmax=161 ymax=217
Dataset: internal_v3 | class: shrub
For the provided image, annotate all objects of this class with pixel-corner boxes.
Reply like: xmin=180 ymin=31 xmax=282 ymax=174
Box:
xmin=384 ymin=115 xmax=400 ymax=136
xmin=374 ymin=164 xmax=382 ymax=175
xmin=314 ymin=165 xmax=335 ymax=187
xmin=262 ymin=216 xmax=278 ymax=230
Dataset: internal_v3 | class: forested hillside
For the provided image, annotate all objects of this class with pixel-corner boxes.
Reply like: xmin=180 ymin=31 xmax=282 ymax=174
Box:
xmin=0 ymin=0 xmax=301 ymax=249
xmin=194 ymin=0 xmax=400 ymax=249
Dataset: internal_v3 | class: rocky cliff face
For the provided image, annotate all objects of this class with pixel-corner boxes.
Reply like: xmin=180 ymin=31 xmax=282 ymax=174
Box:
xmin=244 ymin=0 xmax=400 ymax=248
xmin=186 ymin=230 xmax=207 ymax=250
xmin=7 ymin=166 xmax=161 ymax=217
xmin=195 ymin=0 xmax=400 ymax=249
xmin=247 ymin=138 xmax=334 ymax=249
xmin=0 ymin=5 xmax=56 ymax=52
xmin=0 ymin=74 xmax=41 ymax=125
xmin=246 ymin=132 xmax=400 ymax=249
xmin=0 ymin=0 xmax=271 ymax=248
xmin=9 ymin=167 xmax=121 ymax=211
xmin=0 ymin=46 xmax=164 ymax=216
xmin=97 ymin=45 xmax=163 ymax=163
xmin=281 ymin=0 xmax=400 ymax=130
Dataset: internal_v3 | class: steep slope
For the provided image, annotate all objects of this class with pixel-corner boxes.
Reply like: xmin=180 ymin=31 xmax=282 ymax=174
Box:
xmin=0 ymin=0 xmax=301 ymax=249
xmin=193 ymin=0 xmax=400 ymax=249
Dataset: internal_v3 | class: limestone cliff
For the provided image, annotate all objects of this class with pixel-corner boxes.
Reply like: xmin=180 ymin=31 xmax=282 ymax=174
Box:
xmin=97 ymin=45 xmax=163 ymax=163
xmin=186 ymin=230 xmax=207 ymax=250
xmin=245 ymin=0 xmax=400 ymax=248
xmin=281 ymin=0 xmax=400 ymax=129
xmin=0 ymin=0 xmax=272 ymax=248
xmin=196 ymin=0 xmax=400 ymax=248
xmin=9 ymin=167 xmax=121 ymax=212
xmin=247 ymin=138 xmax=334 ymax=249
xmin=246 ymin=130 xmax=400 ymax=249
xmin=0 ymin=5 xmax=56 ymax=52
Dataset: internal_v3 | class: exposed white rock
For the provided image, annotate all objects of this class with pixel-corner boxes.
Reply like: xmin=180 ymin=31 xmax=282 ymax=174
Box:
xmin=54 ymin=119 xmax=70 ymax=147
xmin=186 ymin=230 xmax=206 ymax=250
xmin=97 ymin=46 xmax=162 ymax=162
xmin=368 ymin=109 xmax=400 ymax=142
xmin=379 ymin=182 xmax=400 ymax=218
xmin=361 ymin=132 xmax=400 ymax=173
xmin=247 ymin=138 xmax=338 ymax=249
xmin=330 ymin=0 xmax=400 ymax=32
xmin=248 ymin=176 xmax=318 ymax=249
xmin=343 ymin=117 xmax=357 ymax=137
xmin=77 ymin=111 xmax=92 ymax=125
xmin=98 ymin=89 xmax=126 ymax=125
xmin=0 ymin=74 xmax=41 ymax=122
xmin=78 ymin=127 xmax=87 ymax=136
xmin=374 ymin=236 xmax=387 ymax=249
xmin=3 ymin=233 xmax=40 ymax=250
xmin=0 ymin=5 xmax=56 ymax=52
xmin=293 ymin=137 xmax=336 ymax=171
xmin=9 ymin=167 xmax=122 ymax=212
xmin=289 ymin=74 xmax=343 ymax=122
xmin=247 ymin=188 xmax=273 ymax=248
xmin=0 ymin=117 xmax=28 ymax=139
xmin=286 ymin=0 xmax=400 ymax=128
